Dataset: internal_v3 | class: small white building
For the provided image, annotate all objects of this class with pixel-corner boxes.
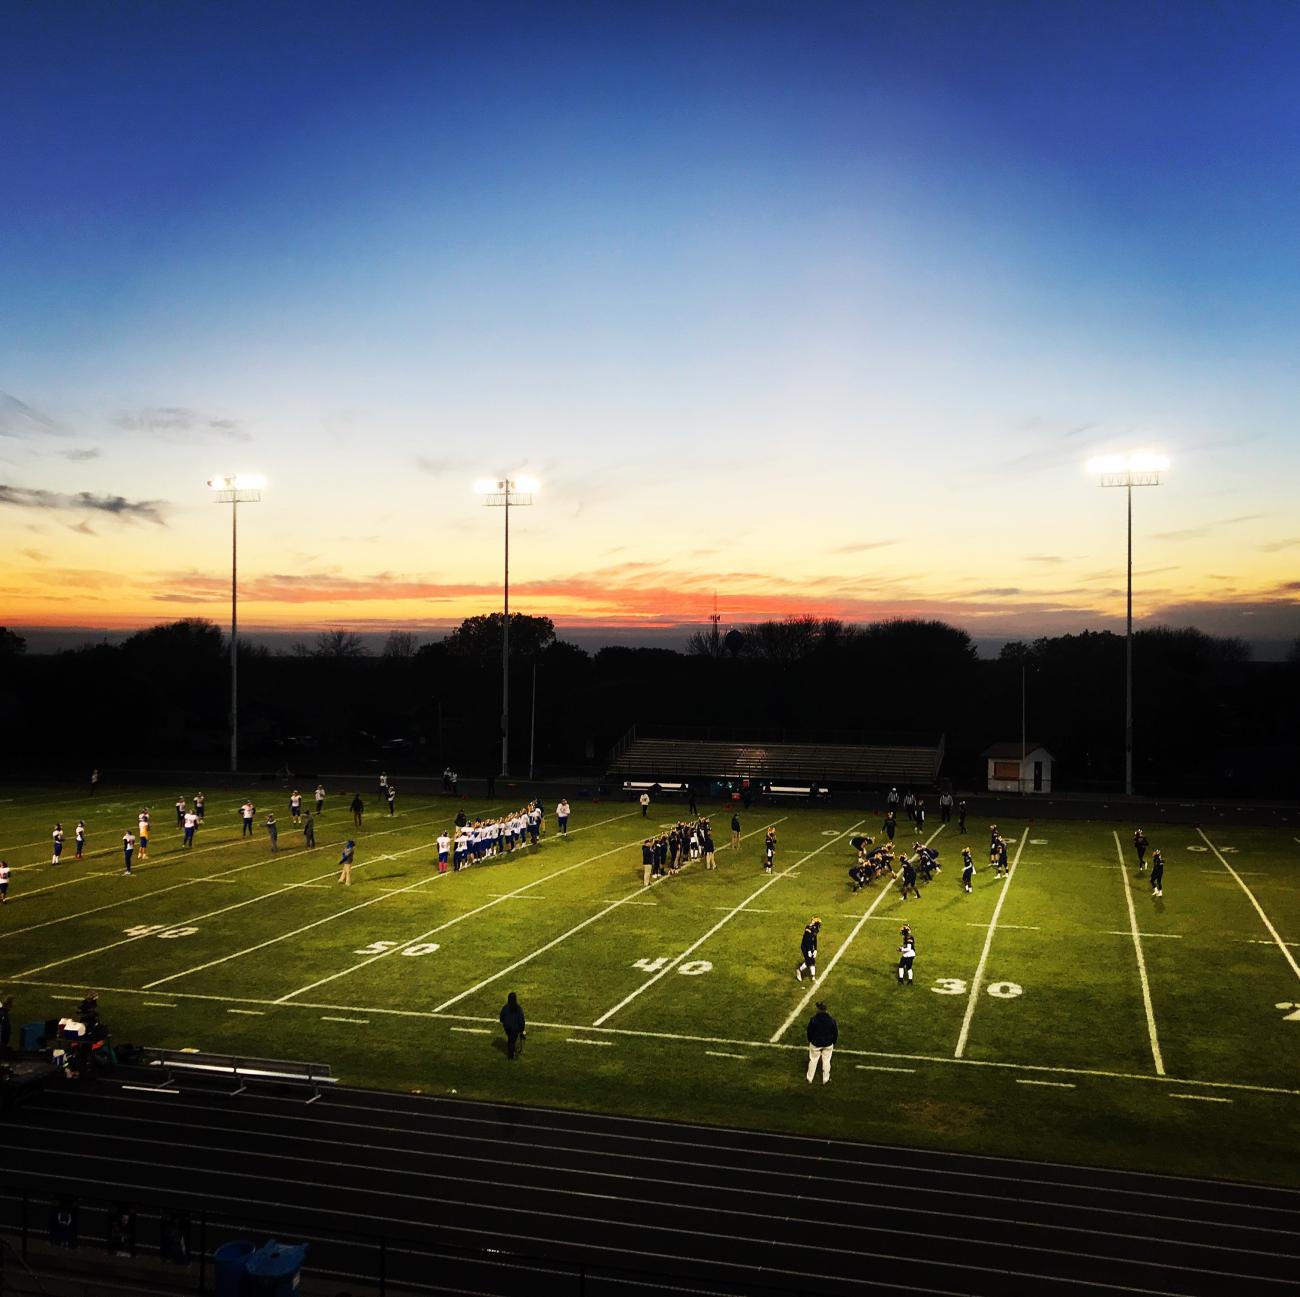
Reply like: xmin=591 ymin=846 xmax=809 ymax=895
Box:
xmin=983 ymin=742 xmax=1053 ymax=794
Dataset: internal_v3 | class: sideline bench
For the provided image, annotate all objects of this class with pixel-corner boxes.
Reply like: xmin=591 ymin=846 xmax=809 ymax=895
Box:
xmin=127 ymin=1048 xmax=336 ymax=1104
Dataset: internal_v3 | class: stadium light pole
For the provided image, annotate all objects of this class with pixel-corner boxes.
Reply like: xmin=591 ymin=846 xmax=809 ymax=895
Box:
xmin=475 ymin=475 xmax=538 ymax=778
xmin=1086 ymin=451 xmax=1168 ymax=797
xmin=207 ymin=474 xmax=266 ymax=774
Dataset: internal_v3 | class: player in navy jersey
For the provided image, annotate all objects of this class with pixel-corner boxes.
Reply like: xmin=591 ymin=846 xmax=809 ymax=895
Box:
xmin=1133 ymin=829 xmax=1149 ymax=873
xmin=763 ymin=827 xmax=777 ymax=874
xmin=961 ymin=847 xmax=975 ymax=893
xmin=1149 ymin=848 xmax=1164 ymax=898
xmin=122 ymin=830 xmax=135 ymax=874
xmin=795 ymin=919 xmax=821 ymax=982
xmin=51 ymin=824 xmax=65 ymax=865
xmin=74 ymin=821 xmax=85 ymax=860
xmin=898 ymin=856 xmax=921 ymax=900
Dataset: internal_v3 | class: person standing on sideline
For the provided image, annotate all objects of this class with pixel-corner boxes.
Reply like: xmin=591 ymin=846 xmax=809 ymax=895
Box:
xmin=137 ymin=811 xmax=150 ymax=860
xmin=957 ymin=799 xmax=967 ymax=834
xmin=74 ymin=821 xmax=86 ymax=860
xmin=290 ymin=791 xmax=303 ymax=824
xmin=386 ymin=784 xmax=397 ymax=816
xmin=122 ymin=829 xmax=135 ymax=875
xmin=241 ymin=801 xmax=255 ymax=837
xmin=175 ymin=796 xmax=186 ymax=826
xmin=302 ymin=811 xmax=316 ymax=848
xmin=763 ymin=826 xmax=777 ymax=874
xmin=52 ymin=823 xmax=65 ymax=866
xmin=91 ymin=768 xmax=100 ymax=797
xmin=337 ymin=838 xmax=355 ymax=885
xmin=639 ymin=790 xmax=650 ymax=817
xmin=265 ymin=812 xmax=278 ymax=852
xmin=1149 ymin=848 xmax=1164 ymax=898
xmin=703 ymin=824 xmax=717 ymax=870
xmin=1133 ymin=828 xmax=1149 ymax=873
xmin=350 ymin=793 xmax=364 ymax=827
xmin=961 ymin=846 xmax=975 ymax=893
xmin=314 ymin=784 xmax=326 ymax=815
xmin=687 ymin=784 xmax=698 ymax=816
xmin=182 ymin=808 xmax=198 ymax=848
xmin=796 ymin=918 xmax=821 ymax=981
xmin=805 ymin=1001 xmax=837 ymax=1085
xmin=939 ymin=790 xmax=953 ymax=824
xmin=0 ymin=860 xmax=10 ymax=904
xmin=898 ymin=925 xmax=917 ymax=986
xmin=730 ymin=811 xmax=741 ymax=849
xmin=194 ymin=792 xmax=205 ymax=823
xmin=500 ymin=991 xmax=526 ymax=1059
xmin=378 ymin=770 xmax=388 ymax=802
xmin=556 ymin=798 xmax=570 ymax=837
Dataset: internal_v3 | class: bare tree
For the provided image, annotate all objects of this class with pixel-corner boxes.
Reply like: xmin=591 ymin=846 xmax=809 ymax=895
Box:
xmin=314 ymin=629 xmax=368 ymax=658
xmin=382 ymin=630 xmax=419 ymax=659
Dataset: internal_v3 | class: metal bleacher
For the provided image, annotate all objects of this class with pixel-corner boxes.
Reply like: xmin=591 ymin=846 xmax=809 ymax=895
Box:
xmin=609 ymin=732 xmax=943 ymax=788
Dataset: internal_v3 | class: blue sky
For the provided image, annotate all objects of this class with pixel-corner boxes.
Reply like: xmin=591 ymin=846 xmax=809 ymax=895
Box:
xmin=2 ymin=1 xmax=1298 ymax=652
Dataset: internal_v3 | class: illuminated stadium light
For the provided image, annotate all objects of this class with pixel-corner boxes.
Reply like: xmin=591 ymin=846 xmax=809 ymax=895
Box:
xmin=207 ymin=473 xmax=266 ymax=772
xmin=475 ymin=475 xmax=539 ymax=777
xmin=1087 ymin=450 xmax=1170 ymax=795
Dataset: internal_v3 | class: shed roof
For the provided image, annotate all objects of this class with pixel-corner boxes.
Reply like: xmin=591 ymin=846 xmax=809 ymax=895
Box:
xmin=981 ymin=742 xmax=1052 ymax=760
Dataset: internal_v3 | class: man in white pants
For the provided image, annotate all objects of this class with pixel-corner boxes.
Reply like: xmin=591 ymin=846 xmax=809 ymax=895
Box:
xmin=805 ymin=1000 xmax=838 ymax=1084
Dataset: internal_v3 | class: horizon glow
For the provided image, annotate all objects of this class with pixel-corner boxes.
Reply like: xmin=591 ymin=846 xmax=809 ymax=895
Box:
xmin=1 ymin=4 xmax=1297 ymax=654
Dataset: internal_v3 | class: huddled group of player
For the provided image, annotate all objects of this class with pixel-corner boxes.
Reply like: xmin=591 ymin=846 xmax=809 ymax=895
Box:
xmin=641 ymin=816 xmax=721 ymax=879
xmin=433 ymin=799 xmax=570 ymax=873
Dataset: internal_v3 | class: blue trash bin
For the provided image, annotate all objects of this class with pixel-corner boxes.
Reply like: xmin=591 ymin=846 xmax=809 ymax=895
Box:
xmin=245 ymin=1240 xmax=308 ymax=1295
xmin=213 ymin=1240 xmax=255 ymax=1297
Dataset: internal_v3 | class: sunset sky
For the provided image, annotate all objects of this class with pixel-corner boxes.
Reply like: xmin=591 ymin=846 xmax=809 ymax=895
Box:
xmin=3 ymin=2 xmax=1298 ymax=654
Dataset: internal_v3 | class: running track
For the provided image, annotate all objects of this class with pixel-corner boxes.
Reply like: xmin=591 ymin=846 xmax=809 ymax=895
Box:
xmin=1 ymin=1079 xmax=1297 ymax=1295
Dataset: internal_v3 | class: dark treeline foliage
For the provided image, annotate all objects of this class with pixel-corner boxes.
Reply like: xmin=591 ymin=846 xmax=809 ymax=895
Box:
xmin=0 ymin=616 xmax=1295 ymax=795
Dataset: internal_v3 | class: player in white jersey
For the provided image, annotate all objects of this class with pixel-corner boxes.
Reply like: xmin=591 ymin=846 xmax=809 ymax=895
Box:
xmin=0 ymin=859 xmax=10 ymax=902
xmin=556 ymin=799 xmax=570 ymax=836
xmin=455 ymin=828 xmax=469 ymax=870
xmin=183 ymin=810 xmax=198 ymax=848
xmin=75 ymin=821 xmax=85 ymax=860
xmin=436 ymin=832 xmax=451 ymax=873
xmin=122 ymin=831 xmax=136 ymax=874
xmin=52 ymin=824 xmax=65 ymax=865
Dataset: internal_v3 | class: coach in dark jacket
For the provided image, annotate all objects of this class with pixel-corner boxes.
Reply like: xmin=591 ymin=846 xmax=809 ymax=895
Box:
xmin=805 ymin=1001 xmax=838 ymax=1085
xmin=500 ymin=992 xmax=526 ymax=1060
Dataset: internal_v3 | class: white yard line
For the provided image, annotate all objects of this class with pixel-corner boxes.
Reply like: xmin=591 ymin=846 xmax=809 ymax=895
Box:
xmin=449 ymin=1026 xmax=491 ymax=1035
xmin=431 ymin=818 xmax=788 ymax=1015
xmin=855 ymin=1064 xmax=914 ymax=1074
xmin=1170 ymin=1093 xmax=1232 ymax=1104
xmin=769 ymin=824 xmax=943 ymax=1044
xmin=321 ymin=1016 xmax=369 ymax=1025
xmin=596 ymin=820 xmax=866 ymax=1029
xmin=226 ymin=1008 xmax=263 ymax=1016
xmin=705 ymin=1051 xmax=748 ymax=1060
xmin=141 ymin=843 xmax=436 ymax=988
xmin=954 ymin=827 xmax=1028 ymax=1060
xmin=567 ymin=1038 xmax=614 ymax=1047
xmin=1197 ymin=828 xmax=1300 ymax=983
xmin=968 ymin=922 xmax=1039 ymax=930
xmin=274 ymin=822 xmax=660 ymax=1004
xmin=1111 ymin=830 xmax=1166 ymax=1077
xmin=142 ymin=1002 xmax=176 ymax=1008
xmin=11 ymin=973 xmax=1300 ymax=1098
xmin=1017 ymin=1079 xmax=1075 ymax=1089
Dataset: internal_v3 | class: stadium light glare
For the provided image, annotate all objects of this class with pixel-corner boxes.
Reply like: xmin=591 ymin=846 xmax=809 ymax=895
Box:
xmin=1088 ymin=450 xmax=1169 ymax=796
xmin=476 ymin=475 xmax=539 ymax=778
xmin=208 ymin=473 xmax=266 ymax=772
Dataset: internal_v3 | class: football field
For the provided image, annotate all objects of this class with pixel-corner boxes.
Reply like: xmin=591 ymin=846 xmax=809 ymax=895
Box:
xmin=2 ymin=784 xmax=1297 ymax=1186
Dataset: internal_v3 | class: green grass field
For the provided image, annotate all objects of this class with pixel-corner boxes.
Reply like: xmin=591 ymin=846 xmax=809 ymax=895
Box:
xmin=2 ymin=784 xmax=1298 ymax=1186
